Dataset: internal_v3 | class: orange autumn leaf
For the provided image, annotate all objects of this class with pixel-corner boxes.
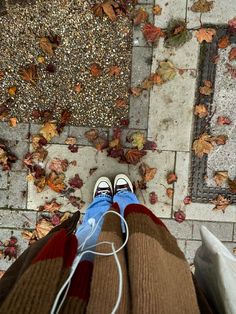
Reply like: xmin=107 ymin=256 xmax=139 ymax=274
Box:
xmin=84 ymin=129 xmax=99 ymax=141
xmin=38 ymin=199 xmax=62 ymax=212
xmin=115 ymin=98 xmax=127 ymax=108
xmin=194 ymin=104 xmax=208 ymax=118
xmin=133 ymin=8 xmax=149 ymax=26
xmin=39 ymin=37 xmax=54 ymax=56
xmin=228 ymin=178 xmax=236 ymax=193
xmin=35 ymin=218 xmax=53 ymax=239
xmin=139 ymin=162 xmax=157 ymax=182
xmin=9 ymin=117 xmax=17 ymax=127
xmin=100 ymin=0 xmax=118 ymax=21
xmin=40 ymin=122 xmax=58 ymax=142
xmin=20 ymin=64 xmax=38 ymax=85
xmin=74 ymin=83 xmax=82 ymax=93
xmin=8 ymin=86 xmax=17 ymax=96
xmin=47 ymin=171 xmax=66 ymax=193
xmin=195 ymin=28 xmax=216 ymax=43
xmin=130 ymin=87 xmax=143 ymax=97
xmin=192 ymin=133 xmax=214 ymax=157
xmin=152 ymin=5 xmax=162 ymax=15
xmin=108 ymin=65 xmax=121 ymax=76
xmin=213 ymin=171 xmax=228 ymax=186
xmin=229 ymin=47 xmax=236 ymax=61
xmin=166 ymin=188 xmax=174 ymax=199
xmin=90 ymin=63 xmax=102 ymax=77
xmin=218 ymin=36 xmax=230 ymax=49
xmin=125 ymin=149 xmax=146 ymax=165
xmin=142 ymin=23 xmax=165 ymax=43
xmin=167 ymin=172 xmax=177 ymax=184
xmin=211 ymin=195 xmax=230 ymax=213
xmin=199 ymin=80 xmax=213 ymax=95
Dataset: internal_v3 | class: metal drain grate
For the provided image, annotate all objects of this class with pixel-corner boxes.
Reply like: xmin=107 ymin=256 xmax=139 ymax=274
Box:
xmin=189 ymin=25 xmax=236 ymax=204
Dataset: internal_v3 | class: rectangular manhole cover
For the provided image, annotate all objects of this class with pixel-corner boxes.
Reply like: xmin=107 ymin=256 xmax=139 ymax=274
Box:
xmin=190 ymin=26 xmax=236 ymax=204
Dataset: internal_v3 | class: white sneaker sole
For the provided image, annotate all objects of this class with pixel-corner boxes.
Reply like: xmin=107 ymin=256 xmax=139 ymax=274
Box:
xmin=93 ymin=176 xmax=113 ymax=198
xmin=114 ymin=174 xmax=134 ymax=193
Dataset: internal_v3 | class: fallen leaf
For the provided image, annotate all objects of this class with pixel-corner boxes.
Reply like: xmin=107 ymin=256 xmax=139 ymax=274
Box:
xmin=47 ymin=171 xmax=66 ymax=193
xmin=0 ymin=71 xmax=4 ymax=81
xmin=74 ymin=83 xmax=82 ymax=93
xmin=211 ymin=195 xmax=230 ymax=213
xmin=67 ymin=195 xmax=85 ymax=209
xmin=164 ymin=19 xmax=192 ymax=48
xmin=0 ymin=142 xmax=17 ymax=171
xmin=130 ymin=131 xmax=146 ymax=150
xmin=194 ymin=104 xmax=208 ymax=118
xmin=101 ymin=0 xmax=118 ymax=21
xmin=149 ymin=73 xmax=163 ymax=85
xmin=142 ymin=23 xmax=165 ymax=43
xmin=89 ymin=167 xmax=98 ymax=176
xmin=39 ymin=37 xmax=54 ymax=55
xmin=192 ymin=133 xmax=214 ymax=157
xmin=37 ymin=56 xmax=45 ymax=64
xmin=195 ymin=28 xmax=216 ymax=43
xmin=199 ymin=80 xmax=213 ymax=95
xmin=69 ymin=174 xmax=83 ymax=189
xmin=0 ymin=104 xmax=10 ymax=120
xmin=228 ymin=178 xmax=236 ymax=193
xmin=152 ymin=5 xmax=162 ymax=15
xmin=157 ymin=60 xmax=177 ymax=82
xmin=166 ymin=188 xmax=174 ymax=199
xmin=229 ymin=47 xmax=236 ymax=61
xmin=191 ymin=0 xmax=213 ymax=12
xmin=90 ymin=63 xmax=102 ymax=77
xmin=68 ymin=144 xmax=79 ymax=153
xmin=46 ymin=63 xmax=56 ymax=73
xmin=149 ymin=191 xmax=158 ymax=204
xmin=213 ymin=134 xmax=228 ymax=145
xmin=130 ymin=87 xmax=143 ymax=96
xmin=143 ymin=140 xmax=157 ymax=151
xmin=183 ymin=196 xmax=192 ymax=205
xmin=9 ymin=117 xmax=17 ymax=127
xmin=31 ymin=135 xmax=47 ymax=150
xmin=120 ymin=118 xmax=129 ymax=126
xmin=226 ymin=63 xmax=236 ymax=79
xmin=40 ymin=122 xmax=58 ymax=142
xmin=174 ymin=210 xmax=186 ymax=223
xmin=65 ymin=137 xmax=77 ymax=145
xmin=93 ymin=136 xmax=108 ymax=151
xmin=115 ymin=98 xmax=127 ymax=108
xmin=84 ymin=129 xmax=99 ymax=141
xmin=125 ymin=149 xmax=146 ymax=165
xmin=133 ymin=8 xmax=149 ymax=26
xmin=214 ymin=171 xmax=228 ymax=186
xmin=35 ymin=218 xmax=53 ymax=238
xmin=35 ymin=176 xmax=47 ymax=193
xmin=167 ymin=172 xmax=177 ymax=184
xmin=139 ymin=162 xmax=157 ymax=182
xmin=38 ymin=199 xmax=62 ymax=212
xmin=108 ymin=65 xmax=121 ymax=76
xmin=51 ymin=213 xmax=61 ymax=226
xmin=141 ymin=78 xmax=154 ymax=90
xmin=49 ymin=158 xmax=68 ymax=173
xmin=217 ymin=116 xmax=231 ymax=125
xmin=20 ymin=64 xmax=38 ymax=85
xmin=228 ymin=17 xmax=236 ymax=33
xmin=218 ymin=36 xmax=230 ymax=49
xmin=8 ymin=86 xmax=17 ymax=96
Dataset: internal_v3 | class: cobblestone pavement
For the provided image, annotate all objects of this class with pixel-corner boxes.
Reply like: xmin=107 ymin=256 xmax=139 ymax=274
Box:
xmin=1 ymin=0 xmax=236 ymax=272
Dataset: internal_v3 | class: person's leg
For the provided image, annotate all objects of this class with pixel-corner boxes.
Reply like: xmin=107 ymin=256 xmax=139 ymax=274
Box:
xmin=75 ymin=177 xmax=113 ymax=260
xmin=113 ymin=174 xmax=140 ymax=232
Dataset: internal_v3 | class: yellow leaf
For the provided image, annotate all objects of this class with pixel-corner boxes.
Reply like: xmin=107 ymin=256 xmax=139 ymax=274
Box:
xmin=9 ymin=117 xmax=17 ymax=127
xmin=40 ymin=122 xmax=58 ymax=142
xmin=8 ymin=86 xmax=17 ymax=96
xmin=39 ymin=37 xmax=54 ymax=55
xmin=152 ymin=5 xmax=162 ymax=15
xmin=191 ymin=0 xmax=213 ymax=12
xmin=37 ymin=56 xmax=45 ymax=64
xmin=157 ymin=60 xmax=177 ymax=82
xmin=195 ymin=28 xmax=216 ymax=43
xmin=35 ymin=218 xmax=53 ymax=239
xmin=65 ymin=137 xmax=77 ymax=145
xmin=131 ymin=132 xmax=146 ymax=150
xmin=194 ymin=104 xmax=208 ymax=118
xmin=213 ymin=171 xmax=228 ymax=186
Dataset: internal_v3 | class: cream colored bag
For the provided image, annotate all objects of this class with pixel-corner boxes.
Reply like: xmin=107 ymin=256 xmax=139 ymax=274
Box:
xmin=194 ymin=226 xmax=236 ymax=314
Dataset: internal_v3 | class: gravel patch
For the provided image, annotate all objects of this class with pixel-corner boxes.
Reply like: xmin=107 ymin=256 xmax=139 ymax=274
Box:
xmin=0 ymin=0 xmax=132 ymax=127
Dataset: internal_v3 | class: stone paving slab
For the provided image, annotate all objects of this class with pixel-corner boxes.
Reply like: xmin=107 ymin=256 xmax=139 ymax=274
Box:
xmin=0 ymin=190 xmax=8 ymax=207
xmin=0 ymin=170 xmax=8 ymax=189
xmin=30 ymin=124 xmax=69 ymax=145
xmin=7 ymin=140 xmax=29 ymax=171
xmin=162 ymin=218 xmax=193 ymax=239
xmin=133 ymin=4 xmax=154 ymax=47
xmin=68 ymin=126 xmax=108 ymax=146
xmin=109 ymin=129 xmax=147 ymax=148
xmin=131 ymin=46 xmax=152 ymax=86
xmin=0 ymin=209 xmax=36 ymax=229
xmin=192 ymin=221 xmax=234 ymax=242
xmin=148 ymin=37 xmax=199 ymax=151
xmin=186 ymin=0 xmax=236 ymax=28
xmin=154 ymin=0 xmax=187 ymax=28
xmin=8 ymin=172 xmax=27 ymax=209
xmin=129 ymin=90 xmax=149 ymax=130
xmin=27 ymin=144 xmax=175 ymax=218
xmin=0 ymin=122 xmax=29 ymax=142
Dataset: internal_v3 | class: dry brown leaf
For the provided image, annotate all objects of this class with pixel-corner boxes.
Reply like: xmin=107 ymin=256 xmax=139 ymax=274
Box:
xmin=130 ymin=87 xmax=143 ymax=97
xmin=167 ymin=172 xmax=177 ymax=184
xmin=108 ymin=65 xmax=121 ymax=76
xmin=166 ymin=188 xmax=174 ymax=199
xmin=195 ymin=28 xmax=216 ymax=43
xmin=8 ymin=86 xmax=17 ymax=96
xmin=65 ymin=137 xmax=77 ymax=145
xmin=213 ymin=134 xmax=228 ymax=145
xmin=142 ymin=23 xmax=165 ymax=43
xmin=211 ymin=195 xmax=230 ymax=213
xmin=39 ymin=199 xmax=62 ymax=212
xmin=192 ymin=133 xmax=214 ymax=158
xmin=191 ymin=0 xmax=213 ymax=13
xmin=152 ymin=5 xmax=162 ymax=15
xmin=93 ymin=136 xmax=108 ymax=151
xmin=125 ymin=149 xmax=146 ymax=165
xmin=21 ymin=230 xmax=33 ymax=241
xmin=228 ymin=178 xmax=236 ymax=193
xmin=194 ymin=104 xmax=208 ymax=118
xmin=49 ymin=158 xmax=68 ymax=173
xmin=150 ymin=73 xmax=163 ymax=85
xmin=31 ymin=135 xmax=47 ymax=150
xmin=115 ymin=98 xmax=127 ymax=108
xmin=133 ymin=8 xmax=149 ymax=26
xmin=39 ymin=37 xmax=54 ymax=55
xmin=84 ymin=129 xmax=99 ymax=141
xmin=0 ymin=71 xmax=4 ymax=81
xmin=47 ymin=171 xmax=66 ymax=193
xmin=141 ymin=78 xmax=154 ymax=90
xmin=74 ymin=83 xmax=82 ymax=93
xmin=40 ymin=122 xmax=58 ymax=142
xmin=9 ymin=117 xmax=17 ymax=127
xmin=35 ymin=218 xmax=53 ymax=239
xmin=157 ymin=60 xmax=177 ymax=82
xmin=35 ymin=176 xmax=47 ymax=193
xmin=199 ymin=80 xmax=213 ymax=95
xmin=101 ymin=0 xmax=118 ymax=21
xmin=90 ymin=63 xmax=102 ymax=77
xmin=213 ymin=171 xmax=228 ymax=186
xmin=229 ymin=47 xmax=236 ymax=61
xmin=139 ymin=162 xmax=157 ymax=182
xmin=20 ymin=64 xmax=38 ymax=85
xmin=218 ymin=36 xmax=230 ymax=49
